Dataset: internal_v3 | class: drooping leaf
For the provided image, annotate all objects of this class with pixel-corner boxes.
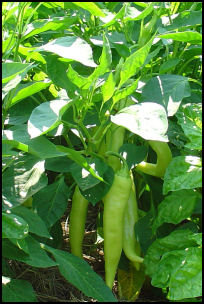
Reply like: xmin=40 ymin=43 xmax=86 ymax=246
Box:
xmin=43 ymin=245 xmax=117 ymax=302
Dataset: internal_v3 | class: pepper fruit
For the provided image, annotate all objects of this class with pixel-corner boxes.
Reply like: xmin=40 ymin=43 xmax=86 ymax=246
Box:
xmin=103 ymin=152 xmax=132 ymax=289
xmin=123 ymin=173 xmax=144 ymax=270
xmin=136 ymin=140 xmax=172 ymax=178
xmin=69 ymin=185 xmax=89 ymax=258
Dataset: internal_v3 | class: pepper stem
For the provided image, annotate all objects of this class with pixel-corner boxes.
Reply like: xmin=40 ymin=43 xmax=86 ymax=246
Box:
xmin=105 ymin=151 xmax=129 ymax=176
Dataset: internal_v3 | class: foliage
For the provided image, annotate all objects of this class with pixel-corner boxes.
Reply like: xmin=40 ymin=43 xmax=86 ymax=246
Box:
xmin=2 ymin=2 xmax=202 ymax=302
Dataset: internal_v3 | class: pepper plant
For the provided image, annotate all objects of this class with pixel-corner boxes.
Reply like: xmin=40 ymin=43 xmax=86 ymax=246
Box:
xmin=2 ymin=2 xmax=202 ymax=302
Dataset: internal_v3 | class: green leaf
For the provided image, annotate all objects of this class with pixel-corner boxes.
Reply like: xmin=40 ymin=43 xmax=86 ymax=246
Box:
xmin=159 ymin=58 xmax=180 ymax=74
xmin=2 ymin=236 xmax=58 ymax=268
xmin=163 ymin=156 xmax=202 ymax=195
xmin=124 ymin=3 xmax=153 ymax=21
xmin=176 ymin=103 xmax=202 ymax=150
xmin=45 ymin=156 xmax=74 ymax=172
xmin=70 ymin=157 xmax=108 ymax=191
xmin=144 ymin=229 xmax=198 ymax=278
xmin=151 ymin=247 xmax=202 ymax=301
xmin=67 ymin=65 xmax=89 ymax=88
xmin=111 ymin=103 xmax=168 ymax=141
xmin=2 ymin=213 xmax=29 ymax=239
xmin=101 ymin=72 xmax=116 ymax=103
xmin=12 ymin=206 xmax=51 ymax=238
xmin=43 ymin=245 xmax=117 ymax=302
xmin=141 ymin=75 xmax=191 ymax=116
xmin=72 ymin=2 xmax=106 ymax=17
xmin=28 ymin=100 xmax=68 ymax=138
xmin=23 ymin=16 xmax=78 ymax=40
xmin=2 ymin=154 xmax=48 ymax=208
xmin=119 ymin=37 xmax=153 ymax=87
xmin=2 ymin=62 xmax=34 ymax=84
xmin=87 ymin=34 xmax=112 ymax=86
xmin=101 ymin=4 xmax=126 ymax=28
xmin=37 ymin=36 xmax=97 ymax=67
xmin=11 ymin=81 xmax=51 ymax=107
xmin=166 ymin=10 xmax=202 ymax=31
xmin=56 ymin=145 xmax=104 ymax=182
xmin=119 ymin=144 xmax=148 ymax=169
xmin=2 ymin=277 xmax=37 ymax=302
xmin=113 ymin=78 xmax=139 ymax=103
xmin=32 ymin=177 xmax=70 ymax=228
xmin=80 ymin=165 xmax=114 ymax=205
xmin=152 ymin=190 xmax=198 ymax=233
xmin=158 ymin=31 xmax=202 ymax=44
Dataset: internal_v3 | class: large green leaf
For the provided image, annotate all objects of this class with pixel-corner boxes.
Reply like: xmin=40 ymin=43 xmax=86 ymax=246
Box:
xmin=141 ymin=75 xmax=191 ymax=116
xmin=111 ymin=103 xmax=168 ymax=141
xmin=56 ymin=145 xmax=104 ymax=182
xmin=158 ymin=31 xmax=202 ymax=44
xmin=37 ymin=36 xmax=97 ymax=67
xmin=124 ymin=3 xmax=153 ymax=21
xmin=163 ymin=156 xmax=202 ymax=194
xmin=151 ymin=247 xmax=202 ymax=301
xmin=12 ymin=206 xmax=51 ymax=238
xmin=176 ymin=103 xmax=202 ymax=150
xmin=2 ymin=154 xmax=48 ymax=208
xmin=152 ymin=190 xmax=198 ymax=233
xmin=2 ymin=213 xmax=29 ymax=239
xmin=43 ymin=245 xmax=117 ymax=302
xmin=2 ymin=62 xmax=34 ymax=84
xmin=72 ymin=2 xmax=106 ymax=17
xmin=166 ymin=10 xmax=202 ymax=31
xmin=2 ymin=277 xmax=37 ymax=302
xmin=23 ymin=16 xmax=78 ymax=40
xmin=32 ymin=176 xmax=70 ymax=228
xmin=119 ymin=37 xmax=153 ymax=88
xmin=10 ymin=81 xmax=51 ymax=107
xmin=2 ymin=236 xmax=58 ymax=268
xmin=144 ymin=229 xmax=198 ymax=278
xmin=28 ymin=99 xmax=68 ymax=138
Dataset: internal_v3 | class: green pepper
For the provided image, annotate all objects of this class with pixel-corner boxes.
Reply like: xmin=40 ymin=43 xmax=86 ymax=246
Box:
xmin=106 ymin=124 xmax=125 ymax=171
xmin=123 ymin=174 xmax=144 ymax=270
xmin=136 ymin=140 xmax=172 ymax=178
xmin=103 ymin=152 xmax=132 ymax=289
xmin=69 ymin=185 xmax=89 ymax=258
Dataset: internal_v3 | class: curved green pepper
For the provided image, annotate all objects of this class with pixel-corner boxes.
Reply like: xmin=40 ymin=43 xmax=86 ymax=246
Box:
xmin=136 ymin=140 xmax=172 ymax=178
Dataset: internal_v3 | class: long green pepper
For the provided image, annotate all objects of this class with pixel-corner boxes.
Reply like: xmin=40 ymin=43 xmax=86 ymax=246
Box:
xmin=103 ymin=152 xmax=132 ymax=289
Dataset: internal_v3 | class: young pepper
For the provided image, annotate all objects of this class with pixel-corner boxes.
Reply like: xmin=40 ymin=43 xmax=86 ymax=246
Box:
xmin=136 ymin=140 xmax=172 ymax=178
xmin=103 ymin=152 xmax=132 ymax=289
xmin=69 ymin=185 xmax=89 ymax=258
xmin=123 ymin=174 xmax=144 ymax=270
